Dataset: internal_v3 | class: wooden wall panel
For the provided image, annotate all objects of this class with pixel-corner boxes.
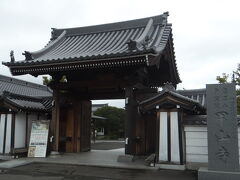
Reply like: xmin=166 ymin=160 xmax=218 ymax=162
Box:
xmin=65 ymin=109 xmax=74 ymax=152
xmin=145 ymin=113 xmax=157 ymax=155
xmin=80 ymin=100 xmax=91 ymax=152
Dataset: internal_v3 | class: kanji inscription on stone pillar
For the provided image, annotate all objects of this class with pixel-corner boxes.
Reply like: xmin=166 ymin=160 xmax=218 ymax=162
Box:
xmin=206 ymin=83 xmax=239 ymax=171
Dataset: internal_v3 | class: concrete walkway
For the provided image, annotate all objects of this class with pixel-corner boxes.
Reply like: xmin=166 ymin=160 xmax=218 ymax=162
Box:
xmin=0 ymin=162 xmax=197 ymax=180
xmin=0 ymin=149 xmax=198 ymax=179
xmin=0 ymin=148 xmax=155 ymax=170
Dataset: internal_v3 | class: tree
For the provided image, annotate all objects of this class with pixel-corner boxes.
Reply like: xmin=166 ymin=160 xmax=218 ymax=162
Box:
xmin=43 ymin=76 xmax=52 ymax=85
xmin=94 ymin=106 xmax=125 ymax=139
xmin=216 ymin=64 xmax=240 ymax=114
xmin=42 ymin=75 xmax=67 ymax=85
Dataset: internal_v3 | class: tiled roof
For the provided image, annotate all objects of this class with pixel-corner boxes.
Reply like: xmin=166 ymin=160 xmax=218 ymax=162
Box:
xmin=140 ymin=87 xmax=206 ymax=114
xmin=3 ymin=12 xmax=181 ymax=85
xmin=0 ymin=74 xmax=52 ymax=112
xmin=4 ymin=93 xmax=51 ymax=112
xmin=8 ymin=13 xmax=170 ymax=65
xmin=178 ymin=89 xmax=206 ymax=107
xmin=0 ymin=74 xmax=52 ymax=97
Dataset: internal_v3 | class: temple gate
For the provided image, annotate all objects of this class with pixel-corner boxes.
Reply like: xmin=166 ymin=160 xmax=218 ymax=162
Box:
xmin=4 ymin=12 xmax=181 ymax=156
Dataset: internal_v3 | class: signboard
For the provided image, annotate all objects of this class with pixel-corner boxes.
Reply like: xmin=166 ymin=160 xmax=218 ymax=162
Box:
xmin=28 ymin=120 xmax=49 ymax=157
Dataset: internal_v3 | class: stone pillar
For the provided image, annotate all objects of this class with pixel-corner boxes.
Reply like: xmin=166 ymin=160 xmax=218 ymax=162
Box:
xmin=198 ymin=83 xmax=240 ymax=180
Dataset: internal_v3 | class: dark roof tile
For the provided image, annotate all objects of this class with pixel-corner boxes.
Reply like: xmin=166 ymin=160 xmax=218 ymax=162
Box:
xmin=4 ymin=13 xmax=171 ymax=65
xmin=0 ymin=74 xmax=52 ymax=97
xmin=0 ymin=75 xmax=52 ymax=112
xmin=178 ymin=89 xmax=206 ymax=106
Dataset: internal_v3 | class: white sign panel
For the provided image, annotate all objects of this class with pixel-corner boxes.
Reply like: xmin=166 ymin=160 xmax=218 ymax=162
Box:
xmin=28 ymin=120 xmax=49 ymax=157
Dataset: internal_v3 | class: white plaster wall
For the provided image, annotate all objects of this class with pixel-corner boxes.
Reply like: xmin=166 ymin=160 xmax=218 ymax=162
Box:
xmin=14 ymin=113 xmax=26 ymax=148
xmin=0 ymin=114 xmax=4 ymax=153
xmin=170 ymin=112 xmax=180 ymax=163
xmin=5 ymin=114 xmax=12 ymax=154
xmin=185 ymin=126 xmax=208 ymax=163
xmin=159 ymin=112 xmax=168 ymax=161
xmin=184 ymin=126 xmax=240 ymax=164
xmin=0 ymin=112 xmax=49 ymax=153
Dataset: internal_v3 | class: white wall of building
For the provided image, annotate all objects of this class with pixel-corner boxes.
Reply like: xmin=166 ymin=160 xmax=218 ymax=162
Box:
xmin=184 ymin=126 xmax=208 ymax=163
xmin=14 ymin=113 xmax=26 ymax=148
xmin=0 ymin=111 xmax=49 ymax=154
xmin=184 ymin=125 xmax=240 ymax=164
xmin=5 ymin=114 xmax=12 ymax=154
xmin=159 ymin=112 xmax=168 ymax=161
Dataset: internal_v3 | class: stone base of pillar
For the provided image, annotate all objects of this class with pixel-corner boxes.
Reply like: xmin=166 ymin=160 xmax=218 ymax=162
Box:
xmin=198 ymin=167 xmax=240 ymax=180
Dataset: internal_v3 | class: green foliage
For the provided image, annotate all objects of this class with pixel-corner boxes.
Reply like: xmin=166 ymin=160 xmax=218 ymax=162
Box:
xmin=42 ymin=75 xmax=67 ymax=85
xmin=216 ymin=73 xmax=229 ymax=84
xmin=43 ymin=76 xmax=52 ymax=85
xmin=94 ymin=106 xmax=125 ymax=139
xmin=216 ymin=64 xmax=240 ymax=86
xmin=216 ymin=64 xmax=240 ymax=114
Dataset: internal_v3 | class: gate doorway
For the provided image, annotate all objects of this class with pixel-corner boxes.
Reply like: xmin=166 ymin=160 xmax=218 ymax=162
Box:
xmin=59 ymin=99 xmax=91 ymax=153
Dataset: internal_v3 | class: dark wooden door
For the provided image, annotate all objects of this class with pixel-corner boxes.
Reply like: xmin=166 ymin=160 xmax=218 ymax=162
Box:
xmin=80 ymin=100 xmax=91 ymax=152
xmin=59 ymin=100 xmax=91 ymax=153
xmin=65 ymin=108 xmax=74 ymax=152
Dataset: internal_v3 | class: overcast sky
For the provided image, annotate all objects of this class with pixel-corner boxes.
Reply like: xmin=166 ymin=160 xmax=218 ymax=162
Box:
xmin=0 ymin=0 xmax=239 ymax=107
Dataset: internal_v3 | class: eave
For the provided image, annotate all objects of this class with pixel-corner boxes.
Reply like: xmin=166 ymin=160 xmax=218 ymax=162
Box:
xmin=140 ymin=91 xmax=206 ymax=114
xmin=4 ymin=54 xmax=148 ymax=76
xmin=0 ymin=92 xmax=51 ymax=113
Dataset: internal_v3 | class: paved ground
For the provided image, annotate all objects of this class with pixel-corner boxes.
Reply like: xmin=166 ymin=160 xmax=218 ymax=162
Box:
xmin=0 ymin=162 xmax=197 ymax=180
xmin=0 ymin=141 xmax=199 ymax=179
xmin=91 ymin=141 xmax=124 ymax=150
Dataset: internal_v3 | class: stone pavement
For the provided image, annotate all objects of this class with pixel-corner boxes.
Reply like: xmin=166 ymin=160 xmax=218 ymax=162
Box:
xmin=0 ymin=162 xmax=197 ymax=180
xmin=0 ymin=141 xmax=198 ymax=179
xmin=0 ymin=148 xmax=155 ymax=170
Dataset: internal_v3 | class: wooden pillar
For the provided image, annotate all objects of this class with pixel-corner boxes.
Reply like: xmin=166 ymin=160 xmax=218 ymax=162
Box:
xmin=125 ymin=87 xmax=158 ymax=156
xmin=50 ymin=83 xmax=60 ymax=152
xmin=2 ymin=114 xmax=8 ymax=154
xmin=136 ymin=88 xmax=158 ymax=155
xmin=10 ymin=112 xmax=16 ymax=154
xmin=125 ymin=87 xmax=138 ymax=155
xmin=178 ymin=110 xmax=185 ymax=165
xmin=25 ymin=112 xmax=29 ymax=148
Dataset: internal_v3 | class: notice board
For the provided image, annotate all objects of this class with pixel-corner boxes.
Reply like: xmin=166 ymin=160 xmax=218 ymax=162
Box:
xmin=28 ymin=120 xmax=49 ymax=157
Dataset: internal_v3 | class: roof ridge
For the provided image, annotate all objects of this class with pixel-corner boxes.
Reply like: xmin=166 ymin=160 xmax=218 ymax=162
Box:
xmin=0 ymin=74 xmax=49 ymax=92
xmin=177 ymin=88 xmax=206 ymax=92
xmin=51 ymin=13 xmax=166 ymax=39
